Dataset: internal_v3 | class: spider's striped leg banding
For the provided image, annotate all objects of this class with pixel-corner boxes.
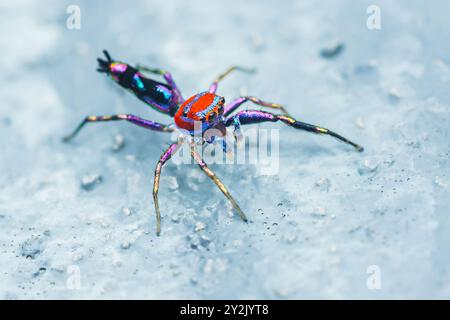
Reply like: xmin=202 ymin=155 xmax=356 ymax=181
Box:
xmin=208 ymin=66 xmax=256 ymax=94
xmin=225 ymin=110 xmax=364 ymax=152
xmin=153 ymin=142 xmax=182 ymax=236
xmin=62 ymin=114 xmax=174 ymax=142
xmin=190 ymin=145 xmax=248 ymax=222
xmin=136 ymin=64 xmax=184 ymax=104
xmin=224 ymin=96 xmax=291 ymax=118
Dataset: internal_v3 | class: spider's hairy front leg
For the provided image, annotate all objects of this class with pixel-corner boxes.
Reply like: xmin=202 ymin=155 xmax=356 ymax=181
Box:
xmin=153 ymin=141 xmax=183 ymax=236
xmin=209 ymin=66 xmax=256 ymax=94
xmin=225 ymin=110 xmax=364 ymax=152
xmin=135 ymin=64 xmax=184 ymax=104
xmin=224 ymin=96 xmax=291 ymax=118
xmin=62 ymin=114 xmax=173 ymax=142
xmin=190 ymin=145 xmax=248 ymax=222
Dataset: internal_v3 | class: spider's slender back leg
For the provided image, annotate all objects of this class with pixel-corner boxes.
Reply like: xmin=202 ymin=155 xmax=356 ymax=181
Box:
xmin=225 ymin=110 xmax=364 ymax=152
xmin=190 ymin=145 xmax=248 ymax=222
xmin=62 ymin=114 xmax=173 ymax=142
xmin=209 ymin=66 xmax=256 ymax=94
xmin=152 ymin=142 xmax=182 ymax=236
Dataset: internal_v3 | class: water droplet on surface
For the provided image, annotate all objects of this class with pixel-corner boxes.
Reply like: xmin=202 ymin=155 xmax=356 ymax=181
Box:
xmin=358 ymin=159 xmax=379 ymax=175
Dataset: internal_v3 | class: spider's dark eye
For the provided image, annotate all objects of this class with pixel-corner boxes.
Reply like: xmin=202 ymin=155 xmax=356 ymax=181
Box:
xmin=208 ymin=112 xmax=216 ymax=123
xmin=182 ymin=108 xmax=189 ymax=117
xmin=218 ymin=105 xmax=224 ymax=114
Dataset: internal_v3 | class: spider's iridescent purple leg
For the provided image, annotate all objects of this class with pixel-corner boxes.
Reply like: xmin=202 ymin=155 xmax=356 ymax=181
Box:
xmin=208 ymin=66 xmax=255 ymax=94
xmin=224 ymin=96 xmax=291 ymax=117
xmin=153 ymin=142 xmax=182 ymax=236
xmin=62 ymin=114 xmax=173 ymax=142
xmin=190 ymin=145 xmax=248 ymax=222
xmin=136 ymin=65 xmax=184 ymax=104
xmin=225 ymin=110 xmax=364 ymax=152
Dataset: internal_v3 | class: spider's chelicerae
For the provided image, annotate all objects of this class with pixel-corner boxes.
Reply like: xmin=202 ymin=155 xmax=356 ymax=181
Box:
xmin=63 ymin=50 xmax=364 ymax=236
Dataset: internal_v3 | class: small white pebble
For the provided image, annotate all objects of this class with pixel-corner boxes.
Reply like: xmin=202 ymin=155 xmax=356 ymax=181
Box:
xmin=81 ymin=174 xmax=102 ymax=191
xmin=203 ymin=259 xmax=214 ymax=273
xmin=358 ymin=159 xmax=379 ymax=175
xmin=112 ymin=134 xmax=125 ymax=152
xmin=356 ymin=117 xmax=365 ymax=129
xmin=435 ymin=176 xmax=450 ymax=188
xmin=200 ymin=235 xmax=211 ymax=247
xmin=194 ymin=222 xmax=206 ymax=232
xmin=388 ymin=87 xmax=401 ymax=100
xmin=122 ymin=207 xmax=132 ymax=216
xmin=166 ymin=176 xmax=179 ymax=191
xmin=120 ymin=241 xmax=131 ymax=250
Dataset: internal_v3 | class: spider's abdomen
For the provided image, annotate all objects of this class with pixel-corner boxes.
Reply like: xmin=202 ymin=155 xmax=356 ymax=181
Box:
xmin=174 ymin=92 xmax=225 ymax=135
xmin=131 ymin=73 xmax=177 ymax=115
xmin=108 ymin=62 xmax=177 ymax=115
